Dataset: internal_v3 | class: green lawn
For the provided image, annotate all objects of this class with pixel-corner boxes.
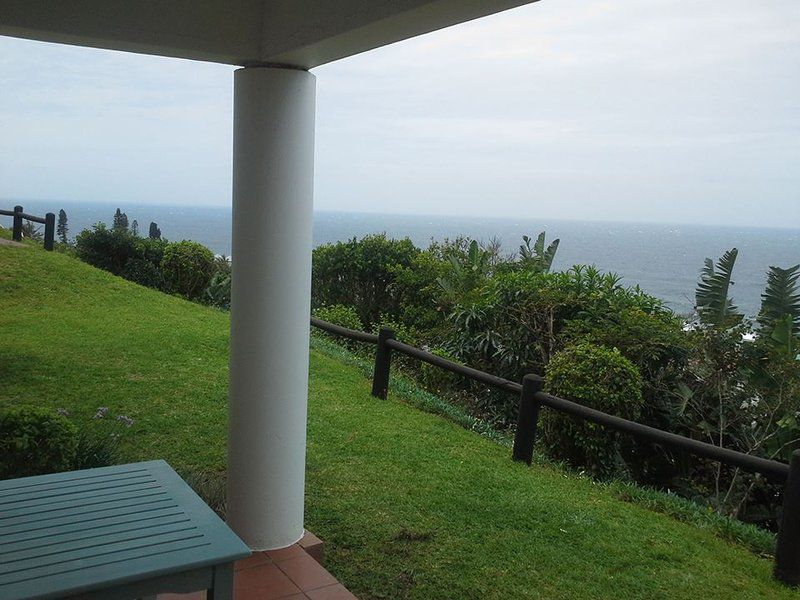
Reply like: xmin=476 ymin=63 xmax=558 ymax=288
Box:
xmin=1 ymin=239 xmax=798 ymax=599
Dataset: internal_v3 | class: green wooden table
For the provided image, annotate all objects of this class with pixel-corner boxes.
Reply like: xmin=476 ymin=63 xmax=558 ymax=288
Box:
xmin=0 ymin=460 xmax=251 ymax=600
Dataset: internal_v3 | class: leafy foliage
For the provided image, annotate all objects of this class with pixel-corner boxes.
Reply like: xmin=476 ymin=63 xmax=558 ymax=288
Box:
xmin=541 ymin=343 xmax=644 ymax=478
xmin=759 ymin=264 xmax=800 ymax=344
xmin=436 ymin=239 xmax=492 ymax=302
xmin=204 ymin=271 xmax=231 ymax=310
xmin=0 ymin=407 xmax=78 ymax=478
xmin=121 ymin=258 xmax=165 ymax=289
xmin=418 ymin=347 xmax=462 ymax=396
xmin=75 ymin=223 xmax=138 ymax=274
xmin=312 ymin=234 xmax=421 ymax=329
xmin=696 ymin=248 xmax=742 ymax=326
xmin=160 ymin=240 xmax=215 ymax=300
xmin=314 ymin=304 xmax=364 ymax=331
xmin=518 ymin=231 xmax=560 ymax=273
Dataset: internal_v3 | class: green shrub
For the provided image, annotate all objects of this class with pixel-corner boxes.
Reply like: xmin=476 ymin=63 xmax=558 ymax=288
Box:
xmin=0 ymin=408 xmax=78 ymax=479
xmin=541 ymin=343 xmax=644 ymax=478
xmin=313 ymin=304 xmax=364 ymax=352
xmin=419 ymin=347 xmax=461 ymax=395
xmin=314 ymin=304 xmax=364 ymax=331
xmin=134 ymin=236 xmax=170 ymax=268
xmin=121 ymin=258 xmax=165 ymax=289
xmin=312 ymin=234 xmax=421 ymax=329
xmin=75 ymin=223 xmax=138 ymax=275
xmin=160 ymin=240 xmax=215 ymax=299
xmin=204 ymin=272 xmax=232 ymax=310
xmin=562 ymin=307 xmax=690 ymax=485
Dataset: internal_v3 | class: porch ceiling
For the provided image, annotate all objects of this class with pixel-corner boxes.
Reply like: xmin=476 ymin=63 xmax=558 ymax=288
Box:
xmin=0 ymin=0 xmax=537 ymax=68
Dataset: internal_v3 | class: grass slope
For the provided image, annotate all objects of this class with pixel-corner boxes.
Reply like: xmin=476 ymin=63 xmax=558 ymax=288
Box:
xmin=1 ymin=240 xmax=797 ymax=600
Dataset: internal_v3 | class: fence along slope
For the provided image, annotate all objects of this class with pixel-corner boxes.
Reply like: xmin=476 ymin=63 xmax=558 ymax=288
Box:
xmin=309 ymin=318 xmax=798 ymax=585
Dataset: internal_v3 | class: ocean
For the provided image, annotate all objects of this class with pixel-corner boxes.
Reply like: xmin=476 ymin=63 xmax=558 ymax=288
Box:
xmin=10 ymin=199 xmax=800 ymax=317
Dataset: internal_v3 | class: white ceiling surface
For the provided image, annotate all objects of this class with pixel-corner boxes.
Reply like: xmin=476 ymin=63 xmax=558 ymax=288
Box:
xmin=0 ymin=0 xmax=536 ymax=67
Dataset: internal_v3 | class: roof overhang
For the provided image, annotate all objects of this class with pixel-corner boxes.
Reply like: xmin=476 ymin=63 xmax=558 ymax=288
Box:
xmin=0 ymin=0 xmax=537 ymax=68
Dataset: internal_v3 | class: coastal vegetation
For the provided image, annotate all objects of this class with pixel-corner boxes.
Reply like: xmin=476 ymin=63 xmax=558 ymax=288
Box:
xmin=7 ymin=212 xmax=800 ymax=530
xmin=1 ymin=236 xmax=798 ymax=599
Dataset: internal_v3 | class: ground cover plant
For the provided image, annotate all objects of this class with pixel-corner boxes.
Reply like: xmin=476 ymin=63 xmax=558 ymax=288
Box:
xmin=1 ymin=236 xmax=799 ymax=599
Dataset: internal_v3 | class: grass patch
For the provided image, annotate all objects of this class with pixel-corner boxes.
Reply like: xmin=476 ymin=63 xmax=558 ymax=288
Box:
xmin=1 ymin=243 xmax=798 ymax=599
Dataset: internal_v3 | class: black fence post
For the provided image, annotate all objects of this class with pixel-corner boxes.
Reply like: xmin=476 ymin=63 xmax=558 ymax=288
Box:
xmin=775 ymin=450 xmax=800 ymax=586
xmin=371 ymin=327 xmax=395 ymax=399
xmin=12 ymin=205 xmax=23 ymax=241
xmin=512 ymin=374 xmax=544 ymax=465
xmin=44 ymin=212 xmax=55 ymax=251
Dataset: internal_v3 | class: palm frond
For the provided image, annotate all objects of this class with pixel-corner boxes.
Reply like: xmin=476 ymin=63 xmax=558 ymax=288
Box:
xmin=695 ymin=248 xmax=741 ymax=326
xmin=759 ymin=264 xmax=800 ymax=338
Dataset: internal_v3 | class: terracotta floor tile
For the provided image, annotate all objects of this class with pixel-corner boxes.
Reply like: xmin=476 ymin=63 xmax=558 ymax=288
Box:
xmin=235 ymin=551 xmax=273 ymax=571
xmin=234 ymin=563 xmax=302 ymax=600
xmin=266 ymin=544 xmax=306 ymax=562
xmin=305 ymin=584 xmax=358 ymax=600
xmin=277 ymin=555 xmax=337 ymax=591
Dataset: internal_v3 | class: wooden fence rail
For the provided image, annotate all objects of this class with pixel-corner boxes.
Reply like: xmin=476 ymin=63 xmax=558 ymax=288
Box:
xmin=0 ymin=205 xmax=56 ymax=251
xmin=309 ymin=317 xmax=800 ymax=586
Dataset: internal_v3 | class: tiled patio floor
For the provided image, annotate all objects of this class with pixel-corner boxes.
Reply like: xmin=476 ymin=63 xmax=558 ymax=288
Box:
xmin=157 ymin=533 xmax=358 ymax=600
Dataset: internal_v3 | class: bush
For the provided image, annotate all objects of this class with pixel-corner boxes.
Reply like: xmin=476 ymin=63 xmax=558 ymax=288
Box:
xmin=121 ymin=258 xmax=165 ymax=289
xmin=204 ymin=272 xmax=232 ymax=310
xmin=562 ymin=307 xmax=690 ymax=485
xmin=160 ymin=240 xmax=215 ymax=299
xmin=419 ymin=347 xmax=461 ymax=395
xmin=135 ymin=236 xmax=170 ymax=267
xmin=314 ymin=304 xmax=363 ymax=331
xmin=541 ymin=343 xmax=644 ymax=478
xmin=0 ymin=408 xmax=78 ymax=479
xmin=312 ymin=234 xmax=421 ymax=329
xmin=313 ymin=304 xmax=364 ymax=352
xmin=75 ymin=223 xmax=138 ymax=274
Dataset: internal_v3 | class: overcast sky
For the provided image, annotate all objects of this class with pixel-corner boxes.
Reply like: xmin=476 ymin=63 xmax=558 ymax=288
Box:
xmin=1 ymin=0 xmax=798 ymax=228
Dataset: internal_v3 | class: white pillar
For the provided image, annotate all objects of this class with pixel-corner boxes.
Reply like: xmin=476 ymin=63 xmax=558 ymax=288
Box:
xmin=227 ymin=66 xmax=316 ymax=550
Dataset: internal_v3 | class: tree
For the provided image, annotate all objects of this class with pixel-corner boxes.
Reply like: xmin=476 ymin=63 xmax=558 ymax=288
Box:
xmin=112 ymin=208 xmax=129 ymax=231
xmin=56 ymin=209 xmax=69 ymax=244
xmin=148 ymin=222 xmax=162 ymax=240
xmin=131 ymin=219 xmax=139 ymax=237
xmin=695 ymin=248 xmax=742 ymax=326
xmin=518 ymin=231 xmax=560 ymax=273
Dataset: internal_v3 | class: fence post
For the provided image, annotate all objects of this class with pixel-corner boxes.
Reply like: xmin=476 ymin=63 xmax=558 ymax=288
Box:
xmin=12 ymin=205 xmax=23 ymax=241
xmin=44 ymin=212 xmax=55 ymax=251
xmin=776 ymin=450 xmax=800 ymax=586
xmin=512 ymin=374 xmax=544 ymax=465
xmin=371 ymin=327 xmax=395 ymax=399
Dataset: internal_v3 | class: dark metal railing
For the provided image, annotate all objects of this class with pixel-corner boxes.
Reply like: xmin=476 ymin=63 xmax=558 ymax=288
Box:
xmin=0 ymin=205 xmax=56 ymax=251
xmin=310 ymin=318 xmax=800 ymax=586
